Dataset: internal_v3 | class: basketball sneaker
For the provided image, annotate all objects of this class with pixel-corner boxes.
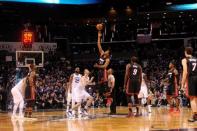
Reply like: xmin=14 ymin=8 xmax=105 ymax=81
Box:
xmin=83 ymin=109 xmax=89 ymax=116
xmin=188 ymin=114 xmax=197 ymax=122
xmin=66 ymin=111 xmax=73 ymax=118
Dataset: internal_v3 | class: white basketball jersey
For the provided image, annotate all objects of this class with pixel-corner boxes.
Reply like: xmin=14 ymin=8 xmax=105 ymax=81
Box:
xmin=72 ymin=73 xmax=82 ymax=89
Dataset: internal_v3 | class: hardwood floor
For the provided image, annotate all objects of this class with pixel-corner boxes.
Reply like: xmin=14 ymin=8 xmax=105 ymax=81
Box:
xmin=0 ymin=107 xmax=196 ymax=131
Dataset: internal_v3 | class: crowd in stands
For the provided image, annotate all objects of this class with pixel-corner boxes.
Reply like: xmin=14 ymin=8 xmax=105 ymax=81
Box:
xmin=0 ymin=41 xmax=192 ymax=111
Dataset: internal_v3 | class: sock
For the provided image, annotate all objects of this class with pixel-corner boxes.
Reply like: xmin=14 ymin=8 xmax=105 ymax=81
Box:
xmin=72 ymin=110 xmax=76 ymax=115
xmin=78 ymin=106 xmax=82 ymax=114
xmin=148 ymin=105 xmax=151 ymax=113
xmin=66 ymin=100 xmax=71 ymax=112
xmin=66 ymin=105 xmax=70 ymax=112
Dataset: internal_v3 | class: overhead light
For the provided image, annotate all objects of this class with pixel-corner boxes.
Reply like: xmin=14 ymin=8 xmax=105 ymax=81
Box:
xmin=109 ymin=7 xmax=117 ymax=16
xmin=125 ymin=6 xmax=132 ymax=16
xmin=166 ymin=2 xmax=172 ymax=5
xmin=169 ymin=3 xmax=197 ymax=11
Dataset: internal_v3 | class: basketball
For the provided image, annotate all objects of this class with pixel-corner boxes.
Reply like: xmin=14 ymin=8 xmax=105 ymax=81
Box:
xmin=96 ymin=24 xmax=103 ymax=31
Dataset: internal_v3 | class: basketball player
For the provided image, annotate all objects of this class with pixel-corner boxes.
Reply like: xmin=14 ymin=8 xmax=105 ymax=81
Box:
xmin=181 ymin=47 xmax=197 ymax=122
xmin=66 ymin=67 xmax=82 ymax=117
xmin=71 ymin=69 xmax=94 ymax=118
xmin=24 ymin=64 xmax=36 ymax=118
xmin=166 ymin=60 xmax=179 ymax=112
xmin=138 ymin=72 xmax=152 ymax=113
xmin=94 ymin=23 xmax=111 ymax=84
xmin=124 ymin=56 xmax=142 ymax=117
xmin=11 ymin=77 xmax=27 ymax=119
xmin=104 ymin=68 xmax=116 ymax=114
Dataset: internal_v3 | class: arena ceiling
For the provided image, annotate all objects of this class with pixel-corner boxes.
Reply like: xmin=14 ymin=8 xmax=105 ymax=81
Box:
xmin=0 ymin=0 xmax=197 ymax=23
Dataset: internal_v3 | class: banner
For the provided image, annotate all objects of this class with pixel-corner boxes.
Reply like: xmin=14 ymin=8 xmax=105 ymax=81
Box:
xmin=0 ymin=42 xmax=57 ymax=53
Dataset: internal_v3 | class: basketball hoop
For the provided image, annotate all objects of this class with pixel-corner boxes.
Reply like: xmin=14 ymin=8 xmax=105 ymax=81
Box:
xmin=16 ymin=51 xmax=44 ymax=68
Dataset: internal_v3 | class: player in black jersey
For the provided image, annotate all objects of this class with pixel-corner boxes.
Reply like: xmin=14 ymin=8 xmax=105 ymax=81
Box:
xmin=166 ymin=60 xmax=179 ymax=112
xmin=181 ymin=47 xmax=197 ymax=122
xmin=94 ymin=24 xmax=111 ymax=102
xmin=94 ymin=24 xmax=111 ymax=84
xmin=124 ymin=56 xmax=142 ymax=117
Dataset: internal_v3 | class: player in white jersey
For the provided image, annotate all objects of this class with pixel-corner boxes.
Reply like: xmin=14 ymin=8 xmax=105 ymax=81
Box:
xmin=66 ymin=67 xmax=82 ymax=116
xmin=11 ymin=77 xmax=27 ymax=119
xmin=71 ymin=69 xmax=94 ymax=118
xmin=138 ymin=73 xmax=151 ymax=113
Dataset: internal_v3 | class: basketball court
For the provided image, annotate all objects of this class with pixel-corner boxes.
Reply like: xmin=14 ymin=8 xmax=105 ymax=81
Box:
xmin=0 ymin=107 xmax=197 ymax=131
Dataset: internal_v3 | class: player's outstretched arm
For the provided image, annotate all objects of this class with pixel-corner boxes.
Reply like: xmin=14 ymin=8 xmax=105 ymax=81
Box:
xmin=96 ymin=24 xmax=104 ymax=56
